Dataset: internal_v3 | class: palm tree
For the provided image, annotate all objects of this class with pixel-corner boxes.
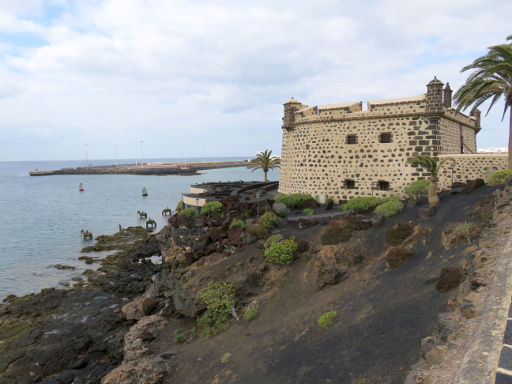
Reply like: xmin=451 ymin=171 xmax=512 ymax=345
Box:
xmin=247 ymin=150 xmax=280 ymax=182
xmin=454 ymin=36 xmax=512 ymax=168
xmin=408 ymin=155 xmax=455 ymax=207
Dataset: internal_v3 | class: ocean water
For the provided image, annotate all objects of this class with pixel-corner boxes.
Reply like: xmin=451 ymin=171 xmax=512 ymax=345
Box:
xmin=0 ymin=158 xmax=279 ymax=300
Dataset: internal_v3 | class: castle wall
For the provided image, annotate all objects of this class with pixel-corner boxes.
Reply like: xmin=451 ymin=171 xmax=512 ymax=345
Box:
xmin=279 ymin=98 xmax=441 ymax=201
xmin=279 ymin=79 xmax=485 ymax=202
xmin=438 ymin=154 xmax=508 ymax=190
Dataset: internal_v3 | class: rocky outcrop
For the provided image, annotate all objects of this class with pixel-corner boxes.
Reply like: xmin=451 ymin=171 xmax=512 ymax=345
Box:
xmin=101 ymin=315 xmax=169 ymax=384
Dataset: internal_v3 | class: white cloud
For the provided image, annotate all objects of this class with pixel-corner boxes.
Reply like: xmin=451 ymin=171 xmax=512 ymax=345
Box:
xmin=0 ymin=0 xmax=510 ymax=160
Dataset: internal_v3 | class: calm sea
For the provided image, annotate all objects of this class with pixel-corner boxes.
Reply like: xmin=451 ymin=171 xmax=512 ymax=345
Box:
xmin=0 ymin=158 xmax=280 ymax=299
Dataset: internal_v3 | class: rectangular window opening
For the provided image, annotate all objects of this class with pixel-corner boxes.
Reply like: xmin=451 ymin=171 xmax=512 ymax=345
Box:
xmin=380 ymin=133 xmax=392 ymax=143
xmin=378 ymin=181 xmax=390 ymax=190
xmin=347 ymin=135 xmax=357 ymax=145
xmin=345 ymin=179 xmax=356 ymax=189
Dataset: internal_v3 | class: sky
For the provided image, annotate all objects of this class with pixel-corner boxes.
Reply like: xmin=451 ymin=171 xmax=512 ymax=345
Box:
xmin=0 ymin=0 xmax=510 ymax=161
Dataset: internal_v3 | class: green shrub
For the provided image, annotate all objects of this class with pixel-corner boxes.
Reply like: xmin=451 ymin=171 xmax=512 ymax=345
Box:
xmin=176 ymin=200 xmax=185 ymax=212
xmin=197 ymin=282 xmax=235 ymax=337
xmin=246 ymin=223 xmax=269 ymax=239
xmin=320 ymin=220 xmax=355 ymax=245
xmin=264 ymin=238 xmax=299 ymax=265
xmin=461 ymin=221 xmax=474 ymax=244
xmin=220 ymin=352 xmax=232 ymax=364
xmin=318 ymin=310 xmax=338 ymax=328
xmin=386 ymin=247 xmax=414 ymax=268
xmin=266 ymin=234 xmax=283 ymax=246
xmin=488 ymin=170 xmax=512 ymax=186
xmin=339 ymin=196 xmax=382 ymax=213
xmin=241 ymin=209 xmax=252 ymax=219
xmin=258 ymin=211 xmax=278 ymax=229
xmin=386 ymin=222 xmax=415 ymax=246
xmin=404 ymin=179 xmax=430 ymax=200
xmin=243 ymin=307 xmax=259 ymax=322
xmin=303 ymin=208 xmax=314 ymax=216
xmin=200 ymin=201 xmax=223 ymax=217
xmin=173 ymin=329 xmax=186 ymax=343
xmin=374 ymin=197 xmax=404 ymax=217
xmin=229 ymin=219 xmax=247 ymax=230
xmin=179 ymin=207 xmax=197 ymax=218
xmin=274 ymin=193 xmax=314 ymax=209
xmin=276 ymin=210 xmax=288 ymax=218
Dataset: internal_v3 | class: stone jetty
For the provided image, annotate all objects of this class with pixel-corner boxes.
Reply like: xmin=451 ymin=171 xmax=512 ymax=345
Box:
xmin=29 ymin=160 xmax=249 ymax=176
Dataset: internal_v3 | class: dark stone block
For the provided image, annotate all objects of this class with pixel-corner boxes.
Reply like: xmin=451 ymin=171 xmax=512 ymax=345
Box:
xmin=495 ymin=372 xmax=512 ymax=384
xmin=499 ymin=347 xmax=512 ymax=371
xmin=504 ymin=320 xmax=512 ymax=346
xmin=508 ymin=301 xmax=512 ymax=318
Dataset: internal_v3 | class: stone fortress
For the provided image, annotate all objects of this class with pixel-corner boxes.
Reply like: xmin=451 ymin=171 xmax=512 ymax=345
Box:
xmin=278 ymin=77 xmax=507 ymax=201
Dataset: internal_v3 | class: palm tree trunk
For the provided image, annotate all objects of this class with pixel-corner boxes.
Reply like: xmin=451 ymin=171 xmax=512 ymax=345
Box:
xmin=264 ymin=170 xmax=268 ymax=182
xmin=428 ymin=177 xmax=439 ymax=206
xmin=509 ymin=109 xmax=512 ymax=170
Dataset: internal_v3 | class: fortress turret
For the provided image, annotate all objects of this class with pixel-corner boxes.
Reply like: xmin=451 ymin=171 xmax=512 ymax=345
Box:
xmin=282 ymin=97 xmax=305 ymax=131
xmin=426 ymin=77 xmax=444 ymax=114
xmin=443 ymin=82 xmax=452 ymax=107
xmin=470 ymin=108 xmax=481 ymax=133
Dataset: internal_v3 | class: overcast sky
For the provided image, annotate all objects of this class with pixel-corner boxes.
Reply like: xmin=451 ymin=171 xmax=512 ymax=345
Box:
xmin=0 ymin=0 xmax=510 ymax=161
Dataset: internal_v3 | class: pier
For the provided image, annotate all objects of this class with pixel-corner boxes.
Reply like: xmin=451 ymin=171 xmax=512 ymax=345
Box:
xmin=29 ymin=160 xmax=249 ymax=176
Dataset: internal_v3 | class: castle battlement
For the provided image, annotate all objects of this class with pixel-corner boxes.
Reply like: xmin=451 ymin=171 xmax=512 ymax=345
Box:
xmin=279 ymin=77 xmax=492 ymax=202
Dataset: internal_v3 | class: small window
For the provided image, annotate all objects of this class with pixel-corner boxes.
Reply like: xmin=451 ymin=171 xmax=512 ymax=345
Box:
xmin=380 ymin=133 xmax=392 ymax=143
xmin=378 ymin=181 xmax=390 ymax=190
xmin=347 ymin=135 xmax=357 ymax=144
xmin=345 ymin=179 xmax=356 ymax=189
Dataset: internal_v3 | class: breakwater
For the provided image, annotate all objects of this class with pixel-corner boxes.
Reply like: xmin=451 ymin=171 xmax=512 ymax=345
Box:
xmin=29 ymin=160 xmax=249 ymax=176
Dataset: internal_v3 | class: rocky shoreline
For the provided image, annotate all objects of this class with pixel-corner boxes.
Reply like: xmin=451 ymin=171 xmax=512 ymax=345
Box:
xmin=1 ymin=181 xmax=510 ymax=383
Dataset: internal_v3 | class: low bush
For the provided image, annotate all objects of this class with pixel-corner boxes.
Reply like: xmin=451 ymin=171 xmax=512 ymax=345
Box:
xmin=229 ymin=219 xmax=247 ymax=230
xmin=200 ymin=201 xmax=223 ymax=217
xmin=197 ymin=282 xmax=235 ymax=337
xmin=318 ymin=310 xmax=338 ymax=328
xmin=276 ymin=210 xmax=288 ymax=218
xmin=173 ymin=329 xmax=186 ymax=343
xmin=264 ymin=238 xmax=299 ymax=265
xmin=220 ymin=352 xmax=232 ymax=364
xmin=243 ymin=308 xmax=259 ymax=322
xmin=320 ymin=220 xmax=355 ymax=245
xmin=241 ymin=208 xmax=252 ymax=219
xmin=246 ymin=223 xmax=269 ymax=239
xmin=404 ymin=179 xmax=429 ymax=200
xmin=266 ymin=234 xmax=283 ymax=246
xmin=303 ymin=208 xmax=314 ymax=216
xmin=386 ymin=247 xmax=414 ymax=268
xmin=179 ymin=207 xmax=197 ymax=218
xmin=385 ymin=221 xmax=415 ymax=246
xmin=339 ymin=196 xmax=382 ymax=213
xmin=176 ymin=200 xmax=185 ymax=212
xmin=488 ymin=170 xmax=512 ymax=186
xmin=274 ymin=193 xmax=314 ymax=209
xmin=374 ymin=197 xmax=404 ymax=217
xmin=258 ymin=211 xmax=278 ymax=229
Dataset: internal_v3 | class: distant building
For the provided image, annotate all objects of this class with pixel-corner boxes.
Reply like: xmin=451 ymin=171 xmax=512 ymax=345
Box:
xmin=279 ymin=77 xmax=507 ymax=201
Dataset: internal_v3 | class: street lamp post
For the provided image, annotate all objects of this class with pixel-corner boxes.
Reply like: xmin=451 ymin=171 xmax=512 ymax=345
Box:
xmin=85 ymin=144 xmax=89 ymax=168
xmin=141 ymin=140 xmax=144 ymax=168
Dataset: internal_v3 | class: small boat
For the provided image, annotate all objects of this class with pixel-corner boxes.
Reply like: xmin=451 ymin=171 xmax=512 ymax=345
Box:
xmin=142 ymin=187 xmax=148 ymax=197
xmin=79 ymin=182 xmax=85 ymax=192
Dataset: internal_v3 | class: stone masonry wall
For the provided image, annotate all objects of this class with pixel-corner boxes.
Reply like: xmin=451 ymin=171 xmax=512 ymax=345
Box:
xmin=279 ymin=98 xmax=439 ymax=201
xmin=438 ymin=154 xmax=508 ymax=190
xmin=279 ymin=79 xmax=482 ymax=202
